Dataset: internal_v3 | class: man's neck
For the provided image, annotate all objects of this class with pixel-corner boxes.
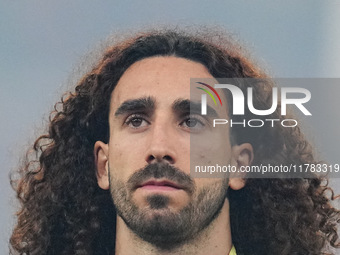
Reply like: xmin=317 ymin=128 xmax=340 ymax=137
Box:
xmin=115 ymin=199 xmax=232 ymax=255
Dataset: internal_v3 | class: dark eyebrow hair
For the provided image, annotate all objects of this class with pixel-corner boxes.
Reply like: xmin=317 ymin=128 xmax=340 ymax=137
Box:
xmin=114 ymin=97 xmax=155 ymax=116
xmin=172 ymin=99 xmax=218 ymax=117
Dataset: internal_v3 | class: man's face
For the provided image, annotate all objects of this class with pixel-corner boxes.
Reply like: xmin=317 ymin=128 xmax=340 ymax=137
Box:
xmin=96 ymin=56 xmax=239 ymax=248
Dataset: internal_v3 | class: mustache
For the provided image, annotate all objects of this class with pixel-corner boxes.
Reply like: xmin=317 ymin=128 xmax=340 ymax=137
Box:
xmin=127 ymin=163 xmax=195 ymax=194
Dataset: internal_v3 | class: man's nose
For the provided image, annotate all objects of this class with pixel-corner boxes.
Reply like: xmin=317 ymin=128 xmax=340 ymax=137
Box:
xmin=145 ymin=122 xmax=177 ymax=165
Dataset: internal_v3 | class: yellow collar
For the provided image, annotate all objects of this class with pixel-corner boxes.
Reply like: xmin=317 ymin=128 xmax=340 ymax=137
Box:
xmin=229 ymin=246 xmax=237 ymax=255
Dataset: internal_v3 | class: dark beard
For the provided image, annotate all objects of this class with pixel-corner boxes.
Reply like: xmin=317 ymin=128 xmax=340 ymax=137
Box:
xmin=109 ymin=163 xmax=228 ymax=250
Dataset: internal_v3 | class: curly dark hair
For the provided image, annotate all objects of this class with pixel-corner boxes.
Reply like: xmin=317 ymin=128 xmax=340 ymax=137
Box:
xmin=10 ymin=28 xmax=340 ymax=255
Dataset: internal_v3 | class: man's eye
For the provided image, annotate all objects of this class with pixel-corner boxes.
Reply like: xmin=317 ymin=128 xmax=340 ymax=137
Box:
xmin=185 ymin=119 xmax=198 ymax=127
xmin=181 ymin=116 xmax=205 ymax=130
xmin=125 ymin=115 xmax=149 ymax=128
xmin=130 ymin=118 xmax=143 ymax=127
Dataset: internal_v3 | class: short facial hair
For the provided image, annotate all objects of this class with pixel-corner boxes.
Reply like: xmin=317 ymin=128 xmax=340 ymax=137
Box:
xmin=109 ymin=162 xmax=228 ymax=250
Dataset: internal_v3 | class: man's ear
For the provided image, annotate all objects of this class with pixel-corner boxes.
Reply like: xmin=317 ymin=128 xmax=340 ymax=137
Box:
xmin=229 ymin=143 xmax=253 ymax=191
xmin=94 ymin=141 xmax=109 ymax=190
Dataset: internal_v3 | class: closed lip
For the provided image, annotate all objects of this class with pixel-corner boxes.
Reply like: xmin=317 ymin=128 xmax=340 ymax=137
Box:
xmin=137 ymin=179 xmax=184 ymax=190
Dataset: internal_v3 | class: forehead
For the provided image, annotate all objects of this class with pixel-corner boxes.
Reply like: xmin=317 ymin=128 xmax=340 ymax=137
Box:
xmin=110 ymin=56 xmax=214 ymax=107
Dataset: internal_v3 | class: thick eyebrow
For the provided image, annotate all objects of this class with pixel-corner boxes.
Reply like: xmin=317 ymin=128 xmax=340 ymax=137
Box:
xmin=172 ymin=99 xmax=218 ymax=117
xmin=114 ymin=97 xmax=155 ymax=117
